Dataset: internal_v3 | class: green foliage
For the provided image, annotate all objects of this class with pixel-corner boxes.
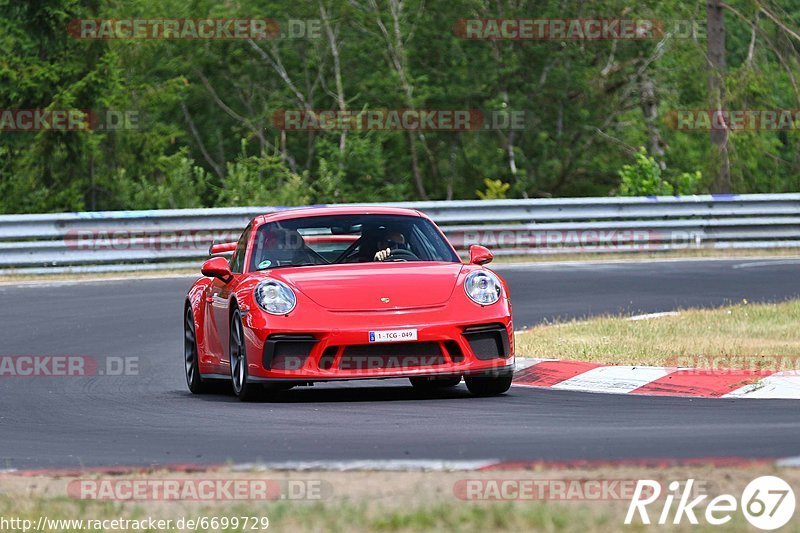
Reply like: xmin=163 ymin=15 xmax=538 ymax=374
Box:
xmin=116 ymin=152 xmax=208 ymax=210
xmin=618 ymin=148 xmax=674 ymax=196
xmin=619 ymin=148 xmax=701 ymax=196
xmin=216 ymin=141 xmax=310 ymax=207
xmin=476 ymin=178 xmax=511 ymax=200
xmin=0 ymin=0 xmax=798 ymax=213
xmin=674 ymin=170 xmax=703 ymax=196
xmin=312 ymin=137 xmax=406 ymax=203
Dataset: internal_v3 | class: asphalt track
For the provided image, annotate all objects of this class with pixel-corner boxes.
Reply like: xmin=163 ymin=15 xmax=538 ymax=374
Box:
xmin=1 ymin=258 xmax=799 ymax=469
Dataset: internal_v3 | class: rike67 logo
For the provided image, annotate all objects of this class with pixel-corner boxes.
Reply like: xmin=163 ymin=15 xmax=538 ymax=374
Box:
xmin=625 ymin=476 xmax=795 ymax=530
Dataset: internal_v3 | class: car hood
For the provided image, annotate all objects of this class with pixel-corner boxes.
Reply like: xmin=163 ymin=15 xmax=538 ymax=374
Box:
xmin=268 ymin=262 xmax=464 ymax=311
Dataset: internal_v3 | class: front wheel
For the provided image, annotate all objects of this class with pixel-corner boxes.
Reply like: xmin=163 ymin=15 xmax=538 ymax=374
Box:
xmin=230 ymin=309 xmax=262 ymax=402
xmin=409 ymin=376 xmax=461 ymax=391
xmin=184 ymin=307 xmax=211 ymax=394
xmin=465 ymin=369 xmax=513 ymax=396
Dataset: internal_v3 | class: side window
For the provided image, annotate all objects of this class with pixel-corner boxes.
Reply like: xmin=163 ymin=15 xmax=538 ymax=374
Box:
xmin=229 ymin=225 xmax=252 ymax=274
xmin=411 ymin=225 xmax=437 ymax=259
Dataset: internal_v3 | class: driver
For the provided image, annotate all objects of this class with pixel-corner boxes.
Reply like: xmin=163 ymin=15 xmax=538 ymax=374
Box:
xmin=374 ymin=229 xmax=410 ymax=261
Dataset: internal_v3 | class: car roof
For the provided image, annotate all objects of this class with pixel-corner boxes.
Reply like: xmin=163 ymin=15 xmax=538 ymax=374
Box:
xmin=254 ymin=205 xmax=424 ymax=225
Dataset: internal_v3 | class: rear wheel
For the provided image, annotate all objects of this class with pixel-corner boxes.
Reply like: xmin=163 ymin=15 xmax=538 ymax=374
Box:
xmin=465 ymin=369 xmax=513 ymax=396
xmin=184 ymin=307 xmax=211 ymax=394
xmin=409 ymin=376 xmax=461 ymax=391
xmin=230 ymin=309 xmax=262 ymax=402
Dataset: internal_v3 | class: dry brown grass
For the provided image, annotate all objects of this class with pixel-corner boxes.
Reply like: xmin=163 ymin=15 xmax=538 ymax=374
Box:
xmin=1 ymin=464 xmax=798 ymax=532
xmin=515 ymin=299 xmax=800 ymax=366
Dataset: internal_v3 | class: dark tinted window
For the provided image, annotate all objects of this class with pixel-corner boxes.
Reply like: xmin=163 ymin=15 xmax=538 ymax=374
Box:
xmin=229 ymin=224 xmax=252 ymax=273
xmin=249 ymin=214 xmax=459 ymax=270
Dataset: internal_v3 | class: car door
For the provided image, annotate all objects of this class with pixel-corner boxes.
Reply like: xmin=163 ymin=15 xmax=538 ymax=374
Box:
xmin=205 ymin=225 xmax=251 ymax=370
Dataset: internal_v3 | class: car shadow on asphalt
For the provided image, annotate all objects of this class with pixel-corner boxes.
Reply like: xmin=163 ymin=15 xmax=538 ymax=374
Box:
xmin=180 ymin=381 xmax=483 ymax=403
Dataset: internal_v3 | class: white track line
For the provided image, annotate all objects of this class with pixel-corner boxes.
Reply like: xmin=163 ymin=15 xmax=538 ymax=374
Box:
xmin=627 ymin=311 xmax=680 ymax=321
xmin=513 ymin=360 xmax=800 ymax=399
xmin=733 ymin=259 xmax=800 ymax=269
xmin=494 ymin=256 xmax=800 ymax=270
xmin=230 ymin=460 xmax=500 ymax=472
xmin=514 ymin=358 xmax=544 ymax=372
xmin=4 ymin=255 xmax=796 ymax=286
xmin=724 ymin=372 xmax=800 ymax=399
xmin=777 ymin=457 xmax=800 ymax=467
xmin=551 ymin=365 xmax=671 ymax=394
xmin=0 ymin=273 xmax=197 ymax=288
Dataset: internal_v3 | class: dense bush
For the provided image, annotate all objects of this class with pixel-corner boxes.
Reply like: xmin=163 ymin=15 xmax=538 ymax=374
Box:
xmin=1 ymin=0 xmax=798 ymax=213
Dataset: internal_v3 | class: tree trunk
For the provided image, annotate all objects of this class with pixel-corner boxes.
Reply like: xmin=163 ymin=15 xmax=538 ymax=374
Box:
xmin=367 ymin=0 xmax=429 ymax=199
xmin=707 ymin=0 xmax=731 ymax=192
xmin=639 ymin=75 xmax=665 ymax=169
xmin=320 ymin=1 xmax=347 ymax=157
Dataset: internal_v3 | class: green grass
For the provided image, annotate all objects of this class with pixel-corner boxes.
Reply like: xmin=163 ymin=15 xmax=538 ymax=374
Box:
xmin=0 ymin=497 xmax=618 ymax=533
xmin=1 ymin=495 xmax=786 ymax=533
xmin=4 ymin=466 xmax=800 ymax=532
xmin=515 ymin=299 xmax=800 ymax=366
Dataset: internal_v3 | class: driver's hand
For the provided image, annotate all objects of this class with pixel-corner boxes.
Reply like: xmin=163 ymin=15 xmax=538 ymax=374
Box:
xmin=374 ymin=248 xmax=391 ymax=261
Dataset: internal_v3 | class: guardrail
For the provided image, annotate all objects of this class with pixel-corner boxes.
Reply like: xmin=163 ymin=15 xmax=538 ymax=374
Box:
xmin=1 ymin=193 xmax=798 ymax=273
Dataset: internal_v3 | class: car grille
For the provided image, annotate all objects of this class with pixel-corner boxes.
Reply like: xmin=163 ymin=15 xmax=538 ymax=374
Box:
xmin=338 ymin=342 xmax=446 ymax=370
xmin=462 ymin=324 xmax=510 ymax=360
xmin=262 ymin=334 xmax=319 ymax=370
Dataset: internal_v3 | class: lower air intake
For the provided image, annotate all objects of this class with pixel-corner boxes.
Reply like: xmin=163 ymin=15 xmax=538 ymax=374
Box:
xmin=263 ymin=335 xmax=318 ymax=370
xmin=338 ymin=342 xmax=445 ymax=370
xmin=463 ymin=324 xmax=510 ymax=360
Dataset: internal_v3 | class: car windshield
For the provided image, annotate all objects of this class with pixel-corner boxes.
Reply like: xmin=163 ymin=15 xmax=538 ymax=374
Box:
xmin=249 ymin=214 xmax=460 ymax=271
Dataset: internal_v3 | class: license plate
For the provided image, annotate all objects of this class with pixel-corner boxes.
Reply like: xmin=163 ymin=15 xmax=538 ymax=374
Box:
xmin=369 ymin=329 xmax=418 ymax=343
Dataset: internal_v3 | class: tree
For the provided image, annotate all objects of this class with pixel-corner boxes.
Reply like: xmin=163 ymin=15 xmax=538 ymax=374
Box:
xmin=707 ymin=0 xmax=732 ymax=192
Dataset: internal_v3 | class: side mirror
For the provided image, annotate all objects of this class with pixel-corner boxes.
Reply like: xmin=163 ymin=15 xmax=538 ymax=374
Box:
xmin=201 ymin=257 xmax=233 ymax=282
xmin=468 ymin=244 xmax=493 ymax=266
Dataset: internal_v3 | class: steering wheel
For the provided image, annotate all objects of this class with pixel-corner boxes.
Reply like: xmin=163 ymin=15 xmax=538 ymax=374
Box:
xmin=386 ymin=248 xmax=419 ymax=261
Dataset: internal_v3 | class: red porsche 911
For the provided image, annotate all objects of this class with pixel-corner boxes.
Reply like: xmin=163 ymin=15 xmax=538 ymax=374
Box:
xmin=184 ymin=206 xmax=514 ymax=401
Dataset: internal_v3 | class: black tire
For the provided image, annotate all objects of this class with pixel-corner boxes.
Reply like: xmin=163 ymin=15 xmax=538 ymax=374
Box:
xmin=465 ymin=369 xmax=513 ymax=396
xmin=230 ymin=308 xmax=262 ymax=402
xmin=184 ymin=307 xmax=211 ymax=394
xmin=409 ymin=376 xmax=462 ymax=391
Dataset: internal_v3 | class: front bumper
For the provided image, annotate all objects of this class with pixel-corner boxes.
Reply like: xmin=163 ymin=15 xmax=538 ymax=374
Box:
xmin=242 ymin=303 xmax=514 ymax=382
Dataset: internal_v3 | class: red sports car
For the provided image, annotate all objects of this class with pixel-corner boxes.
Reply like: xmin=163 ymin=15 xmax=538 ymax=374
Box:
xmin=184 ymin=206 xmax=514 ymax=401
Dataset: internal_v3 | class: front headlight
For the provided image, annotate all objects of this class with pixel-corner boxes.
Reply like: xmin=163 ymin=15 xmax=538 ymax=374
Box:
xmin=254 ymin=279 xmax=297 ymax=315
xmin=464 ymin=270 xmax=502 ymax=305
